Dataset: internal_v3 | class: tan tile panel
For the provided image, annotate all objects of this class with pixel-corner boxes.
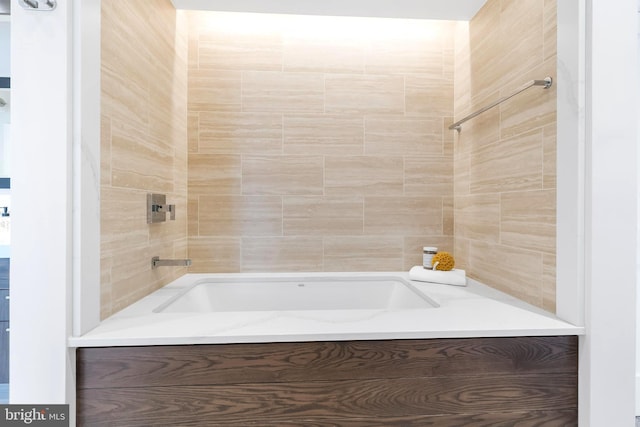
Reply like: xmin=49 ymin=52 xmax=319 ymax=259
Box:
xmin=543 ymin=0 xmax=557 ymax=62
xmin=453 ymin=237 xmax=470 ymax=271
xmin=283 ymin=196 xmax=363 ymax=236
xmin=468 ymin=2 xmax=502 ymax=101
xmin=453 ymin=22 xmax=471 ymax=119
xmin=364 ymin=197 xmax=443 ymax=235
xmin=188 ymin=69 xmax=242 ymax=112
xmin=404 ymin=156 xmax=453 ymax=197
xmin=283 ymin=115 xmax=364 ymax=155
xmin=188 ymin=154 xmax=241 ymax=196
xmin=405 ymin=76 xmax=454 ymax=117
xmin=242 ymin=155 xmax=324 ymax=195
xmin=187 ymin=196 xmax=199 ymax=237
xmin=324 ymin=156 xmax=403 ymax=196
xmin=543 ymin=253 xmax=556 ymax=313
xmin=198 ymin=32 xmax=282 ymax=71
xmin=500 ymin=189 xmax=556 ymax=254
xmin=443 ymin=117 xmax=454 ymax=159
xmin=499 ymin=0 xmax=544 ymax=84
xmin=499 ymin=60 xmax=557 ymax=140
xmin=443 ymin=196 xmax=454 ymax=236
xmin=188 ymin=112 xmax=199 ymax=153
xmin=366 ymin=36 xmax=443 ymax=76
xmin=242 ymin=71 xmax=325 ymax=113
xmin=454 ymin=194 xmax=500 ymax=243
xmin=198 ymin=112 xmax=283 ymax=154
xmin=101 ymin=115 xmax=112 ymax=187
xmin=364 ymin=117 xmax=443 ymax=156
xmin=198 ymin=195 xmax=283 ymax=237
xmin=111 ymin=132 xmax=175 ymax=193
xmin=543 ymin=122 xmax=557 ymax=189
xmin=469 ymin=129 xmax=543 ymax=194
xmin=242 ymin=237 xmax=324 ymax=272
xmin=468 ymin=241 xmax=543 ymax=307
xmin=453 ymin=149 xmax=470 ymax=196
xmin=102 ymin=66 xmax=149 ymax=128
xmin=325 ymin=74 xmax=405 ymax=115
xmin=110 ymin=241 xmax=176 ymax=314
xmin=323 ymin=236 xmax=404 ymax=272
xmin=283 ymin=35 xmax=364 ymax=73
xmin=463 ymin=91 xmax=501 ymax=148
xmin=188 ymin=237 xmax=241 ymax=273
xmin=100 ymin=254 xmax=113 ymax=320
xmin=403 ymin=236 xmax=454 ymax=271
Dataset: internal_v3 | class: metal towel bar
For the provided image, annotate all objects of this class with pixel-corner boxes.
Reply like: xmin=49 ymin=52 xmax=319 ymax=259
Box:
xmin=449 ymin=76 xmax=553 ymax=132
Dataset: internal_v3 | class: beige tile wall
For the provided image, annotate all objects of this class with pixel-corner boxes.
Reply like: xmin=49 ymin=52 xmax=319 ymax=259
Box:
xmin=101 ymin=0 xmax=189 ymax=318
xmin=453 ymin=0 xmax=557 ymax=312
xmin=101 ymin=3 xmax=557 ymax=318
xmin=186 ymin=12 xmax=455 ymax=273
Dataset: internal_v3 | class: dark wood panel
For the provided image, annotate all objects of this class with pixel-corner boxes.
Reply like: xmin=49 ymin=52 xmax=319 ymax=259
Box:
xmin=77 ymin=373 xmax=577 ymax=425
xmin=77 ymin=336 xmax=578 ymax=389
xmin=78 ymin=410 xmax=578 ymax=427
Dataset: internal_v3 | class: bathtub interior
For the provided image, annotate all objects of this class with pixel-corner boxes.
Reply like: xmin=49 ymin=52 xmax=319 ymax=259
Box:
xmin=154 ymin=275 xmax=440 ymax=313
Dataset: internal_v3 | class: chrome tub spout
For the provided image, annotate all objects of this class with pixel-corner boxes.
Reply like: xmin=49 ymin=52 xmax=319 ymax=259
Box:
xmin=152 ymin=256 xmax=192 ymax=269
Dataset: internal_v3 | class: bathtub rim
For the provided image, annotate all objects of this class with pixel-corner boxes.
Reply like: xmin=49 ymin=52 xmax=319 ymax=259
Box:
xmin=68 ymin=272 xmax=585 ymax=348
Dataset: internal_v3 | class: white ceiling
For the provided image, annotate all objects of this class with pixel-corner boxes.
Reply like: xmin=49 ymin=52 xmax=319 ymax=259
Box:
xmin=171 ymin=0 xmax=488 ymax=21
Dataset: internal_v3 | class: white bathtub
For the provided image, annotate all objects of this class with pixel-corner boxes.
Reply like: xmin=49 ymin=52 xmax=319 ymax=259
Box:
xmin=68 ymin=272 xmax=584 ymax=347
xmin=154 ymin=275 xmax=439 ymax=313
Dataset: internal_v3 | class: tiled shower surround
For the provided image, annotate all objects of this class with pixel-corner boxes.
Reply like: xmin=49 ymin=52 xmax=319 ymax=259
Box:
xmin=185 ymin=12 xmax=456 ymax=275
xmin=101 ymin=0 xmax=556 ymax=318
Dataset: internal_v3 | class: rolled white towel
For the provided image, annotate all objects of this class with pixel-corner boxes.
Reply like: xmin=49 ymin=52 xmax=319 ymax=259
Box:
xmin=409 ymin=266 xmax=467 ymax=287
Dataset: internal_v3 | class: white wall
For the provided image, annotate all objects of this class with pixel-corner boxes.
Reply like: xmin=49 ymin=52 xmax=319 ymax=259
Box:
xmin=10 ymin=0 xmax=74 ymax=409
xmin=581 ymin=0 xmax=638 ymax=425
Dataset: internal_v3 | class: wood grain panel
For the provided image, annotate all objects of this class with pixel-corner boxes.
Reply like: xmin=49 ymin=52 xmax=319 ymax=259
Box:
xmin=77 ymin=337 xmax=577 ymax=426
xmin=78 ymin=374 xmax=576 ymax=426
xmin=79 ymin=410 xmax=578 ymax=427
xmin=78 ymin=337 xmax=577 ymax=389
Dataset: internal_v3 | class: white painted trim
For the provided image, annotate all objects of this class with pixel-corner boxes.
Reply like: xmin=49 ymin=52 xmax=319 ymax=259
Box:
xmin=556 ymin=0 xmax=586 ymax=327
xmin=72 ymin=0 xmax=101 ymax=336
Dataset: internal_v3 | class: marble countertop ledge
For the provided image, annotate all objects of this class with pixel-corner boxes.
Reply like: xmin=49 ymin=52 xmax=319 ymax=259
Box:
xmin=69 ymin=273 xmax=584 ymax=347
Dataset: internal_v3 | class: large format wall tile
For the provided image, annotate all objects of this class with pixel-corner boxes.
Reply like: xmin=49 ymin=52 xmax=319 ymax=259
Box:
xmin=242 ymin=237 xmax=324 ymax=272
xmin=324 ymin=236 xmax=404 ymax=272
xmin=283 ymin=115 xmax=364 ymax=155
xmin=364 ymin=117 xmax=444 ymax=156
xmin=283 ymin=197 xmax=364 ymax=236
xmin=101 ymin=0 xmax=188 ymax=319
xmin=324 ymin=74 xmax=405 ymax=115
xmin=364 ymin=197 xmax=443 ymax=236
xmin=455 ymin=0 xmax=557 ymax=313
xmin=242 ymin=71 xmax=325 ymax=113
xmin=188 ymin=154 xmax=241 ymax=196
xmin=324 ymin=156 xmax=404 ymax=196
xmin=185 ymin=11 xmax=455 ymax=275
xmin=242 ymin=156 xmax=324 ymax=196
xmin=198 ymin=112 xmax=283 ymax=154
